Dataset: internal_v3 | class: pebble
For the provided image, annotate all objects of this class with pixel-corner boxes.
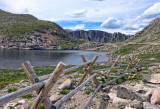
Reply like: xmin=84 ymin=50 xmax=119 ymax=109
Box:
xmin=17 ymin=100 xmax=25 ymax=104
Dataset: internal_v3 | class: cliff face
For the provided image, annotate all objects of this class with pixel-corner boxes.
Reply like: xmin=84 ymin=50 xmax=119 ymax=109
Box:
xmin=0 ymin=9 xmax=84 ymax=50
xmin=68 ymin=30 xmax=131 ymax=43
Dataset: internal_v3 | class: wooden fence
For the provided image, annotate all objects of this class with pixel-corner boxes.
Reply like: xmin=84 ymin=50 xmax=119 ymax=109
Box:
xmin=0 ymin=55 xmax=159 ymax=109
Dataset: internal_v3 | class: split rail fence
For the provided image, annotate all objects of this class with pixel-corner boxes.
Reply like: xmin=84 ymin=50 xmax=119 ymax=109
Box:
xmin=0 ymin=55 xmax=159 ymax=109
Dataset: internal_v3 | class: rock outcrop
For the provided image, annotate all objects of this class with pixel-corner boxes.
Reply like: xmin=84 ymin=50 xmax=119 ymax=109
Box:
xmin=68 ymin=30 xmax=131 ymax=43
xmin=0 ymin=9 xmax=84 ymax=50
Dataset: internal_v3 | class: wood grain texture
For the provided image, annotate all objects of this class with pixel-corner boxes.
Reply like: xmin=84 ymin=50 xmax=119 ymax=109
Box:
xmin=22 ymin=61 xmax=52 ymax=109
xmin=31 ymin=62 xmax=65 ymax=109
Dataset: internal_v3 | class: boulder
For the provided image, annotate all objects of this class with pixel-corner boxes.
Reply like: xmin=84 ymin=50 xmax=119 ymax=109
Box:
xmin=108 ymin=92 xmax=116 ymax=100
xmin=4 ymin=102 xmax=17 ymax=109
xmin=142 ymin=74 xmax=160 ymax=83
xmin=117 ymin=86 xmax=144 ymax=101
xmin=143 ymin=102 xmax=160 ymax=109
xmin=112 ymin=96 xmax=131 ymax=108
xmin=130 ymin=100 xmax=143 ymax=109
xmin=58 ymin=79 xmax=73 ymax=89
xmin=17 ymin=99 xmax=25 ymax=104
xmin=151 ymin=89 xmax=160 ymax=104
xmin=49 ymin=95 xmax=63 ymax=104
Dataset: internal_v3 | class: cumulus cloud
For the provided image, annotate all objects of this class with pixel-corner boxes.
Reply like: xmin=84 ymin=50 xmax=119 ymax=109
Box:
xmin=123 ymin=24 xmax=139 ymax=30
xmin=140 ymin=3 xmax=160 ymax=19
xmin=1 ymin=0 xmax=160 ymax=34
xmin=74 ymin=24 xmax=85 ymax=30
xmin=100 ymin=17 xmax=123 ymax=29
xmin=64 ymin=24 xmax=85 ymax=30
xmin=66 ymin=9 xmax=87 ymax=18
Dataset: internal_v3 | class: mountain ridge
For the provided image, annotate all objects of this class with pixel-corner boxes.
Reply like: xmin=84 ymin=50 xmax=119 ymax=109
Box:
xmin=107 ymin=17 xmax=160 ymax=59
xmin=0 ymin=9 xmax=84 ymax=50
xmin=67 ymin=30 xmax=131 ymax=43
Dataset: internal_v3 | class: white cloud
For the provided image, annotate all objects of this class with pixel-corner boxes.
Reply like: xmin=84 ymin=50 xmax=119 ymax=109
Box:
xmin=66 ymin=9 xmax=87 ymax=18
xmin=123 ymin=24 xmax=139 ymax=30
xmin=141 ymin=3 xmax=160 ymax=19
xmin=142 ymin=3 xmax=160 ymax=18
xmin=0 ymin=0 xmax=160 ymax=34
xmin=100 ymin=17 xmax=123 ymax=29
xmin=64 ymin=24 xmax=85 ymax=30
xmin=74 ymin=24 xmax=85 ymax=30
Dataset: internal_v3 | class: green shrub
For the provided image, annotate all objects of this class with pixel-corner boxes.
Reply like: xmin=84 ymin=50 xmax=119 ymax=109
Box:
xmin=22 ymin=94 xmax=32 ymax=99
xmin=60 ymin=86 xmax=70 ymax=95
xmin=72 ymin=80 xmax=78 ymax=85
xmin=85 ymin=89 xmax=94 ymax=95
xmin=8 ymin=87 xmax=18 ymax=93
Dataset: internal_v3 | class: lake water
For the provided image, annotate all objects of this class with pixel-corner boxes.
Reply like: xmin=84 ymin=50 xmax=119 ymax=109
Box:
xmin=0 ymin=50 xmax=108 ymax=69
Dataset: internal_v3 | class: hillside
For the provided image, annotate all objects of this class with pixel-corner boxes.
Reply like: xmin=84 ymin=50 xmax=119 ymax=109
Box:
xmin=68 ymin=30 xmax=131 ymax=43
xmin=107 ymin=18 xmax=160 ymax=59
xmin=0 ymin=9 xmax=84 ymax=50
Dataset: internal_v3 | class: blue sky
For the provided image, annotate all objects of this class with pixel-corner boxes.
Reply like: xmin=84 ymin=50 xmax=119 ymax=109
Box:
xmin=0 ymin=0 xmax=160 ymax=34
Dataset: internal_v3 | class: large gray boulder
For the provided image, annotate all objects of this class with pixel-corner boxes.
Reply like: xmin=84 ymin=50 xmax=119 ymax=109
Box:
xmin=117 ymin=86 xmax=144 ymax=101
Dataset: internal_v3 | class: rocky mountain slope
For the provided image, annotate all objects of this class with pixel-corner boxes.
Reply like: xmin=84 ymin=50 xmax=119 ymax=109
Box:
xmin=128 ymin=18 xmax=160 ymax=43
xmin=0 ymin=9 xmax=84 ymax=50
xmin=67 ymin=30 xmax=131 ymax=43
xmin=99 ymin=18 xmax=160 ymax=59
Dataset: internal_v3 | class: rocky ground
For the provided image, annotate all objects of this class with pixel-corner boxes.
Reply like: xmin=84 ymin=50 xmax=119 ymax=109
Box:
xmin=1 ymin=65 xmax=160 ymax=109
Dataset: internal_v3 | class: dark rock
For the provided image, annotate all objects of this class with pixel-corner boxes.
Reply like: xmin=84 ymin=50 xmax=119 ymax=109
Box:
xmin=117 ymin=86 xmax=144 ymax=101
xmin=130 ymin=100 xmax=143 ymax=109
xmin=34 ymin=29 xmax=46 ymax=34
xmin=68 ymin=30 xmax=131 ymax=43
xmin=137 ymin=90 xmax=147 ymax=94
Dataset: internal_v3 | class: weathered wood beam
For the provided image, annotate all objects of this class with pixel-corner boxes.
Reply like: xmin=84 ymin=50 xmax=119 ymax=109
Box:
xmin=118 ymin=63 xmax=135 ymax=66
xmin=107 ymin=56 xmax=121 ymax=75
xmin=103 ymin=68 xmax=136 ymax=86
xmin=22 ymin=61 xmax=53 ymax=109
xmin=92 ymin=66 xmax=120 ymax=73
xmin=95 ymin=61 xmax=111 ymax=65
xmin=126 ymin=55 xmax=135 ymax=71
xmin=83 ymin=83 xmax=102 ymax=109
xmin=53 ymin=73 xmax=97 ymax=109
xmin=77 ymin=55 xmax=99 ymax=87
xmin=39 ymin=61 xmax=91 ymax=82
xmin=31 ymin=62 xmax=65 ymax=109
xmin=108 ymin=56 xmax=120 ymax=74
xmin=0 ymin=81 xmax=45 ymax=105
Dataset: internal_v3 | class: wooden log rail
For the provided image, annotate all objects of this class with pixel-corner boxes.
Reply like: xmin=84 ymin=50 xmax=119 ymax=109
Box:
xmin=0 ymin=61 xmax=92 ymax=106
xmin=39 ymin=61 xmax=91 ymax=81
xmin=103 ymin=67 xmax=137 ymax=87
xmin=0 ymin=55 xmax=144 ymax=109
xmin=0 ymin=81 xmax=45 ymax=105
xmin=53 ymin=73 xmax=97 ymax=109
xmin=141 ymin=63 xmax=160 ymax=66
xmin=77 ymin=55 xmax=99 ymax=87
xmin=107 ymin=56 xmax=121 ymax=75
xmin=83 ymin=83 xmax=102 ymax=109
xmin=22 ymin=61 xmax=53 ymax=108
xmin=92 ymin=66 xmax=120 ymax=73
xmin=53 ymin=65 xmax=140 ymax=109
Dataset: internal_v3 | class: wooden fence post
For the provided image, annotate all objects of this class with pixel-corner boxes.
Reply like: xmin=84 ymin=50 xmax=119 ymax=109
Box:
xmin=77 ymin=55 xmax=99 ymax=87
xmin=126 ymin=55 xmax=135 ymax=71
xmin=108 ymin=56 xmax=121 ymax=74
xmin=22 ymin=61 xmax=53 ymax=109
xmin=30 ymin=62 xmax=65 ymax=109
xmin=107 ymin=56 xmax=121 ymax=75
